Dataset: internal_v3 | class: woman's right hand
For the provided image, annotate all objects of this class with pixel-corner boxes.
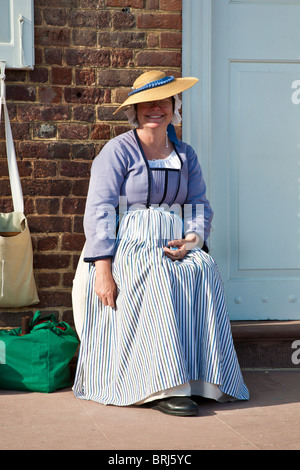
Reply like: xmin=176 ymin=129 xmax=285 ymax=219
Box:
xmin=94 ymin=259 xmax=117 ymax=309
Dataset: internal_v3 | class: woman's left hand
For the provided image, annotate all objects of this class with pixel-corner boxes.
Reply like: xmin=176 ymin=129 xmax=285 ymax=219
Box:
xmin=163 ymin=233 xmax=200 ymax=261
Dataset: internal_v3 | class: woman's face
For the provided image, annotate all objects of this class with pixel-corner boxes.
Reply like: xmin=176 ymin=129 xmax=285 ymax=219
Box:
xmin=136 ymin=98 xmax=174 ymax=130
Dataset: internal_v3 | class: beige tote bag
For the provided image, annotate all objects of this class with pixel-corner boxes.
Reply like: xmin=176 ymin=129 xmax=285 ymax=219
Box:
xmin=0 ymin=70 xmax=39 ymax=308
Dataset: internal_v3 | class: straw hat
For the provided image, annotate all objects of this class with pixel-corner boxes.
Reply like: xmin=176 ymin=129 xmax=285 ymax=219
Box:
xmin=113 ymin=71 xmax=198 ymax=114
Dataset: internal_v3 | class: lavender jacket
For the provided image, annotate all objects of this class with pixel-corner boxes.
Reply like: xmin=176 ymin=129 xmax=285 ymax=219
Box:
xmin=83 ymin=129 xmax=214 ymax=262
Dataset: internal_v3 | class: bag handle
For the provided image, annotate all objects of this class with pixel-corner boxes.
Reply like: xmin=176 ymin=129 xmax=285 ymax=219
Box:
xmin=0 ymin=62 xmax=24 ymax=214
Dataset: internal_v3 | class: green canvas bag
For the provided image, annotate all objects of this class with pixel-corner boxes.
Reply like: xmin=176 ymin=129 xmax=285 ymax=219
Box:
xmin=0 ymin=311 xmax=79 ymax=393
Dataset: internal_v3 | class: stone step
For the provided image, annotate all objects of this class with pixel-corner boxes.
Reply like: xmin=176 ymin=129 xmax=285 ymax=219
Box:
xmin=231 ymin=320 xmax=300 ymax=369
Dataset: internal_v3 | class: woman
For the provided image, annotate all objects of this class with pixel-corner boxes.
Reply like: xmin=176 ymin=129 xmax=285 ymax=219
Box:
xmin=73 ymin=71 xmax=249 ymax=416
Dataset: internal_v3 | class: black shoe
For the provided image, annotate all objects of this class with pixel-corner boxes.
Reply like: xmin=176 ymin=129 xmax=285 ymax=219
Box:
xmin=153 ymin=397 xmax=199 ymax=416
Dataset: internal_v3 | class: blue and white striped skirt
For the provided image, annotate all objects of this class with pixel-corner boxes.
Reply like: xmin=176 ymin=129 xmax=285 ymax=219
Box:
xmin=73 ymin=209 xmax=249 ymax=406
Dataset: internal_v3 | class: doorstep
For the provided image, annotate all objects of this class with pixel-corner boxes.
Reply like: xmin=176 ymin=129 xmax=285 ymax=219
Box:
xmin=231 ymin=320 xmax=300 ymax=369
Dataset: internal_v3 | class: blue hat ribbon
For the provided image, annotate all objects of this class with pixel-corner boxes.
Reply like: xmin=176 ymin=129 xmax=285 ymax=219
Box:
xmin=128 ymin=76 xmax=175 ymax=96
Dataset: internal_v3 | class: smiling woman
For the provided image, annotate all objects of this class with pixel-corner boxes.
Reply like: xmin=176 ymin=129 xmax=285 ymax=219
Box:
xmin=135 ymin=98 xmax=174 ymax=159
xmin=73 ymin=70 xmax=249 ymax=416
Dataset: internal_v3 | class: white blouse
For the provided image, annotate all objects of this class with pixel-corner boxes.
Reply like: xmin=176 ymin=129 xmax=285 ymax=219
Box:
xmin=147 ymin=150 xmax=181 ymax=169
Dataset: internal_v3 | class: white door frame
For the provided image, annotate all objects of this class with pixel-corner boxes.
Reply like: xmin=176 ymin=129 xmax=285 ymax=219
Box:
xmin=182 ymin=0 xmax=212 ymax=210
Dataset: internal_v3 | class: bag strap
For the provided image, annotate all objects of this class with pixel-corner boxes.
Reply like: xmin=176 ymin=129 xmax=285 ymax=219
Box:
xmin=0 ymin=62 xmax=24 ymax=214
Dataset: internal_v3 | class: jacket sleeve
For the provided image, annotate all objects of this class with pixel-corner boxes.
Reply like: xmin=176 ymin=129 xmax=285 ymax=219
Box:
xmin=83 ymin=139 xmax=127 ymax=262
xmin=183 ymin=145 xmax=214 ymax=243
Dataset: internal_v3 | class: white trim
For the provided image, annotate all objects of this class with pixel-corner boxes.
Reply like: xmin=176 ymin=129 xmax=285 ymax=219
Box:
xmin=0 ymin=0 xmax=34 ymax=70
xmin=182 ymin=0 xmax=212 ymax=197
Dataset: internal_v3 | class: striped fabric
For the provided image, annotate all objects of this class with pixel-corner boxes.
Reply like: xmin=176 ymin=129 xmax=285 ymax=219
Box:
xmin=73 ymin=209 xmax=249 ymax=406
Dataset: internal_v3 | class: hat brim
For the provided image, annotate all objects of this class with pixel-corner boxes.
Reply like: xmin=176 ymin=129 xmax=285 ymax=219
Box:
xmin=113 ymin=77 xmax=198 ymax=114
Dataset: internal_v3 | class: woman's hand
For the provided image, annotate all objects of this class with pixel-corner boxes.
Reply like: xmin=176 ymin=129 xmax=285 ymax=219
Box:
xmin=94 ymin=259 xmax=117 ymax=309
xmin=163 ymin=233 xmax=201 ymax=261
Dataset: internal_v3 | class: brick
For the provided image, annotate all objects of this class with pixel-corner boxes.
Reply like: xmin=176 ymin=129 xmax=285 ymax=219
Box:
xmin=24 ymin=198 xmax=35 ymax=214
xmin=48 ymin=143 xmax=72 ymax=160
xmin=42 ymin=106 xmax=71 ymax=121
xmin=160 ymin=0 xmax=182 ymax=11
xmin=62 ymin=197 xmax=87 ymax=214
xmin=146 ymin=0 xmax=159 ymax=9
xmin=60 ymin=161 xmax=90 ymax=178
xmin=61 ymin=233 xmax=85 ymax=251
xmin=137 ymin=13 xmax=181 ymax=30
xmin=17 ymin=104 xmax=43 ymax=121
xmin=6 ymin=85 xmax=36 ymax=102
xmin=18 ymin=161 xmax=33 ymax=178
xmin=73 ymin=216 xmax=84 ymax=233
xmin=37 ymin=291 xmax=72 ymax=308
xmin=80 ymin=0 xmax=105 ymax=7
xmin=34 ymin=48 xmax=43 ymax=65
xmin=27 ymin=215 xmax=72 ymax=233
xmin=33 ymin=161 xmax=57 ymax=177
xmin=98 ymin=32 xmax=146 ymax=49
xmin=22 ymin=180 xmax=72 ymax=197
xmin=65 ymin=49 xmax=110 ymax=67
xmin=112 ymin=11 xmax=135 ymax=30
xmin=29 ymin=68 xmax=49 ymax=83
xmin=52 ymin=67 xmax=72 ymax=85
xmin=113 ymin=88 xmax=131 ymax=104
xmin=0 ymin=163 xmax=25 ymax=183
xmin=35 ymin=198 xmax=60 ymax=215
xmin=91 ymin=124 xmax=111 ymax=140
xmin=72 ymin=29 xmax=97 ymax=47
xmin=34 ymin=253 xmax=71 ymax=269
xmin=39 ymin=86 xmax=63 ymax=104
xmin=72 ymin=144 xmax=95 ymax=160
xmin=98 ymin=69 xmax=140 ymax=87
xmin=5 ymin=103 xmax=17 ymax=121
xmin=0 ymin=161 xmax=8 ymax=177
xmin=114 ymin=125 xmax=132 ymax=136
xmin=69 ymin=10 xmax=110 ymax=28
xmin=58 ymin=123 xmax=89 ymax=140
xmin=62 ymin=272 xmax=75 ymax=288
xmin=45 ymin=48 xmax=63 ymax=65
xmin=62 ymin=309 xmax=75 ymax=325
xmin=64 ymin=87 xmax=106 ymax=105
xmin=72 ymin=178 xmax=90 ymax=195
xmin=0 ymin=180 xmax=10 ymax=197
xmin=161 ymin=32 xmax=182 ymax=49
xmin=33 ymin=123 xmax=57 ymax=139
xmin=34 ymin=6 xmax=43 ymax=25
xmin=62 ymin=272 xmax=74 ymax=287
xmin=35 ymin=27 xmax=70 ymax=47
xmin=111 ymin=50 xmax=134 ymax=68
xmin=136 ymin=50 xmax=181 ymax=67
xmin=106 ymin=0 xmax=143 ymax=7
xmin=43 ymin=8 xmax=67 ymax=26
xmin=73 ymin=105 xmax=95 ymax=122
xmin=147 ymin=33 xmax=159 ymax=48
xmin=36 ymin=235 xmax=59 ymax=251
xmin=36 ymin=272 xmax=60 ymax=288
xmin=0 ymin=198 xmax=13 ymax=212
xmin=19 ymin=142 xmax=49 ymax=159
xmin=9 ymin=123 xmax=30 ymax=140
xmin=75 ymin=69 xmax=96 ymax=86
xmin=36 ymin=0 xmax=78 ymax=7
xmin=97 ymin=106 xmax=126 ymax=122
xmin=5 ymin=70 xmax=26 ymax=82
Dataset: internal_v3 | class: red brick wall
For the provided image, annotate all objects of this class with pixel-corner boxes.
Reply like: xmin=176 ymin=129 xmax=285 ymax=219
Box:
xmin=0 ymin=0 xmax=182 ymax=328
